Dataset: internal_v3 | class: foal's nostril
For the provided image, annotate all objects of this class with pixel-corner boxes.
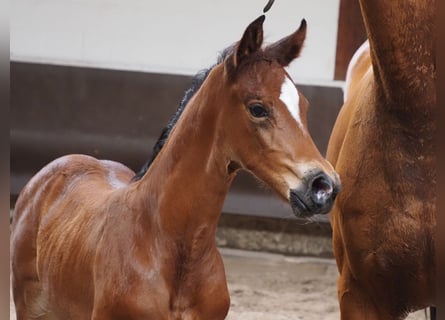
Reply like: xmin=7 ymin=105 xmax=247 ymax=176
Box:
xmin=289 ymin=172 xmax=339 ymax=216
xmin=310 ymin=174 xmax=334 ymax=205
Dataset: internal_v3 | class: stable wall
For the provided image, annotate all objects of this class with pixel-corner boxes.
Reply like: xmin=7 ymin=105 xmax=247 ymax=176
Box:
xmin=10 ymin=0 xmax=366 ymax=256
xmin=11 ymin=0 xmax=341 ymax=85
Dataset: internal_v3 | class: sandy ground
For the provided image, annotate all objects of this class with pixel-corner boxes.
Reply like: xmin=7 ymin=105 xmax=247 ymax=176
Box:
xmin=222 ymin=249 xmax=428 ymax=320
xmin=10 ymin=248 xmax=429 ymax=320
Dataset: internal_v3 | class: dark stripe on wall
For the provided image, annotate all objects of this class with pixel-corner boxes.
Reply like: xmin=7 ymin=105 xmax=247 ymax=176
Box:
xmin=11 ymin=62 xmax=343 ymax=220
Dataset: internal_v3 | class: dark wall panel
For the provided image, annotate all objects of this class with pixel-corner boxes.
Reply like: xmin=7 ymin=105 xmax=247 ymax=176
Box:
xmin=11 ymin=62 xmax=342 ymax=220
xmin=334 ymin=0 xmax=367 ymax=80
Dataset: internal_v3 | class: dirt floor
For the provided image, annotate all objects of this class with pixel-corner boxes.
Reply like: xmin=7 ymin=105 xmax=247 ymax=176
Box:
xmin=10 ymin=248 xmax=429 ymax=320
xmin=222 ymin=248 xmax=428 ymax=320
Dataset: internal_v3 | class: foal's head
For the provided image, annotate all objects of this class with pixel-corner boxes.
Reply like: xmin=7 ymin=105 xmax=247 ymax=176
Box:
xmin=214 ymin=15 xmax=341 ymax=217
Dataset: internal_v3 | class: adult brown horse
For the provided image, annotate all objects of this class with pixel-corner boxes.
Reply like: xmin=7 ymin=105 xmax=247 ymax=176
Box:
xmin=11 ymin=15 xmax=341 ymax=319
xmin=326 ymin=1 xmax=435 ymax=319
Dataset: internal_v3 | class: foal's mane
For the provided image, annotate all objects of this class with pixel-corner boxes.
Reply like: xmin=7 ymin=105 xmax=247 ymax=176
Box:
xmin=132 ymin=45 xmax=235 ymax=182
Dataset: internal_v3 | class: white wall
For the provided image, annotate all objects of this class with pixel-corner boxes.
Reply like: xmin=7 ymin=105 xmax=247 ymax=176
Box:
xmin=11 ymin=0 xmax=340 ymax=84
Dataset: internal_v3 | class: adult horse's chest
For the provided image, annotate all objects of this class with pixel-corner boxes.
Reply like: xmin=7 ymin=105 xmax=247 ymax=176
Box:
xmin=335 ymin=107 xmax=435 ymax=307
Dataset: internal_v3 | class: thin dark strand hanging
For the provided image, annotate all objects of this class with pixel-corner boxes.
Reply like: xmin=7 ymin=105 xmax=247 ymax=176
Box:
xmin=263 ymin=0 xmax=275 ymax=13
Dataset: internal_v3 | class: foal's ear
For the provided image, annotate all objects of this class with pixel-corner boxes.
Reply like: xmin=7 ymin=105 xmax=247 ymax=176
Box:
xmin=264 ymin=19 xmax=307 ymax=67
xmin=226 ymin=15 xmax=265 ymax=74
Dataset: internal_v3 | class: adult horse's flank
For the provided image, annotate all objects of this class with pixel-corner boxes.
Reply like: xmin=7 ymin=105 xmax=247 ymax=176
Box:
xmin=12 ymin=15 xmax=340 ymax=319
xmin=327 ymin=1 xmax=435 ymax=319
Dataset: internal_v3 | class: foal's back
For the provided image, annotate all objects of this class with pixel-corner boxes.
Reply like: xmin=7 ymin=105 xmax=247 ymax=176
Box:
xmin=11 ymin=154 xmax=134 ymax=319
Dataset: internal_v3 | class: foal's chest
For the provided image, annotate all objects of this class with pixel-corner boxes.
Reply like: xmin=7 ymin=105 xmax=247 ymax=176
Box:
xmin=168 ymin=281 xmax=231 ymax=320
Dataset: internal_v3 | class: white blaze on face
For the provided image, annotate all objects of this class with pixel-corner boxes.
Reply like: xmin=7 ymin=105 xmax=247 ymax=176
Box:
xmin=279 ymin=76 xmax=304 ymax=130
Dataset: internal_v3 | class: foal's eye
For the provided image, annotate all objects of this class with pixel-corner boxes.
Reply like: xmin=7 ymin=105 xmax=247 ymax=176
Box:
xmin=248 ymin=103 xmax=269 ymax=118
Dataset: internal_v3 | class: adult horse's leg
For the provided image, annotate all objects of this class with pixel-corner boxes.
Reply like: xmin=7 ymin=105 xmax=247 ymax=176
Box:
xmin=338 ymin=272 xmax=383 ymax=320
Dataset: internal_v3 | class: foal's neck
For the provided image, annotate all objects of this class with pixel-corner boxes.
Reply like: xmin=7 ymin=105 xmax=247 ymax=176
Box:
xmin=136 ymin=68 xmax=233 ymax=244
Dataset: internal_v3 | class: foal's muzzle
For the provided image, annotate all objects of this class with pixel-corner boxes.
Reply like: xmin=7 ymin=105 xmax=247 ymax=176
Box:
xmin=289 ymin=171 xmax=341 ymax=217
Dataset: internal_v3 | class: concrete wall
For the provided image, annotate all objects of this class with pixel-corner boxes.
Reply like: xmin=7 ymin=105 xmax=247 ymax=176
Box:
xmin=10 ymin=62 xmax=343 ymax=222
xmin=10 ymin=1 xmax=344 ymax=228
xmin=11 ymin=0 xmax=341 ymax=85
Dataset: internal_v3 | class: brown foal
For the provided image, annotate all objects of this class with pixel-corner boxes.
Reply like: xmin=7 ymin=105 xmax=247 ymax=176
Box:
xmin=11 ymin=15 xmax=340 ymax=319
